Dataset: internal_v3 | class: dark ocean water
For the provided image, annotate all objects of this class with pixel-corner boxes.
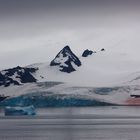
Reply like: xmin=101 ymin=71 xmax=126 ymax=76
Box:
xmin=1 ymin=106 xmax=140 ymax=140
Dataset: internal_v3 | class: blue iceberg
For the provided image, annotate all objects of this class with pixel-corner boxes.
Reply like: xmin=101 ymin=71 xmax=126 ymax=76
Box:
xmin=4 ymin=105 xmax=36 ymax=116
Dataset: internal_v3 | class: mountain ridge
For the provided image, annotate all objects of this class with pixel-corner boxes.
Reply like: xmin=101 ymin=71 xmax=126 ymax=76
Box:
xmin=0 ymin=45 xmax=140 ymax=106
xmin=0 ymin=45 xmax=139 ymax=87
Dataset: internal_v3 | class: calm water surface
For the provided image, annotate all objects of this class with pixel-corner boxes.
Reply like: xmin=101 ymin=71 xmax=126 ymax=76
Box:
xmin=1 ymin=106 xmax=140 ymax=140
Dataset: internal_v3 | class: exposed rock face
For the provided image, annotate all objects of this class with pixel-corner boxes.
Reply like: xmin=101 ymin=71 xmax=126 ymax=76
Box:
xmin=101 ymin=48 xmax=105 ymax=51
xmin=50 ymin=46 xmax=81 ymax=73
xmin=0 ymin=66 xmax=38 ymax=87
xmin=82 ymin=49 xmax=94 ymax=57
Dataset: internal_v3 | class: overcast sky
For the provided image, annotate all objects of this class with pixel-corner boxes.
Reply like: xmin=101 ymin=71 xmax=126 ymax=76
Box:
xmin=1 ymin=0 xmax=140 ymax=69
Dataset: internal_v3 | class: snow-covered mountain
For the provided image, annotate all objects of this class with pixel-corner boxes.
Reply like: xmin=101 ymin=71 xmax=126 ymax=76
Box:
xmin=0 ymin=46 xmax=82 ymax=87
xmin=0 ymin=45 xmax=140 ymax=107
xmin=50 ymin=46 xmax=81 ymax=73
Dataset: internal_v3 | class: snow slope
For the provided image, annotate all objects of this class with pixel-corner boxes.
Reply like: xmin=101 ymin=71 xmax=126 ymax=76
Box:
xmin=26 ymin=44 xmax=140 ymax=87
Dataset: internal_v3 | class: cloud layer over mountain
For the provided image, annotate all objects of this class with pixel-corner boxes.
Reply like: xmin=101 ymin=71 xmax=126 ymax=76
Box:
xmin=0 ymin=0 xmax=140 ymax=69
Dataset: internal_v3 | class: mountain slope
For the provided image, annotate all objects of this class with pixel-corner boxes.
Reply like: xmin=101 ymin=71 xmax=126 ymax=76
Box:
xmin=0 ymin=45 xmax=140 ymax=106
xmin=30 ymin=49 xmax=140 ymax=87
xmin=0 ymin=45 xmax=140 ymax=87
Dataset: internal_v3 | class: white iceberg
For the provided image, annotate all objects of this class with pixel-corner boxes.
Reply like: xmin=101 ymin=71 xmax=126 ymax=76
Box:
xmin=4 ymin=105 xmax=36 ymax=116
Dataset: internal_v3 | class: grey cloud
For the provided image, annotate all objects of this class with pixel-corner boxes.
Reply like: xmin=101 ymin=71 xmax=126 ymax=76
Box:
xmin=0 ymin=0 xmax=140 ymax=68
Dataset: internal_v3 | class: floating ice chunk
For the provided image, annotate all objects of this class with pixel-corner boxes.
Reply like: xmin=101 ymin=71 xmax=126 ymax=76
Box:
xmin=4 ymin=105 xmax=36 ymax=116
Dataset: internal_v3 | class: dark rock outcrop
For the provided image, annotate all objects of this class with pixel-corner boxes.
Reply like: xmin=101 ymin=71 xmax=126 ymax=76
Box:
xmin=50 ymin=46 xmax=81 ymax=73
xmin=82 ymin=49 xmax=94 ymax=57
xmin=101 ymin=48 xmax=105 ymax=51
xmin=0 ymin=66 xmax=38 ymax=87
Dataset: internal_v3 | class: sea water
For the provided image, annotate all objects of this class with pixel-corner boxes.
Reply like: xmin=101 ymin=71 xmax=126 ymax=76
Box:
xmin=0 ymin=106 xmax=140 ymax=140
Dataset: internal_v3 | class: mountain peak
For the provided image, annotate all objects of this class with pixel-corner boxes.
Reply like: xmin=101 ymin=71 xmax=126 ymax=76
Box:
xmin=50 ymin=46 xmax=81 ymax=73
xmin=63 ymin=45 xmax=71 ymax=51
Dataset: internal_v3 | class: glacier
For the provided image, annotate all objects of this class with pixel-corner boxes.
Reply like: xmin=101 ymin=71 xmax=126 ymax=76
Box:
xmin=0 ymin=82 xmax=138 ymax=107
xmin=1 ymin=94 xmax=114 ymax=107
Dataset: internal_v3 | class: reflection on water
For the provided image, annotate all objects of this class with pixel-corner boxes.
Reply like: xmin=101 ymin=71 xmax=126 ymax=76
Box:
xmin=39 ymin=106 xmax=140 ymax=116
xmin=1 ymin=106 xmax=140 ymax=117
xmin=1 ymin=106 xmax=140 ymax=140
